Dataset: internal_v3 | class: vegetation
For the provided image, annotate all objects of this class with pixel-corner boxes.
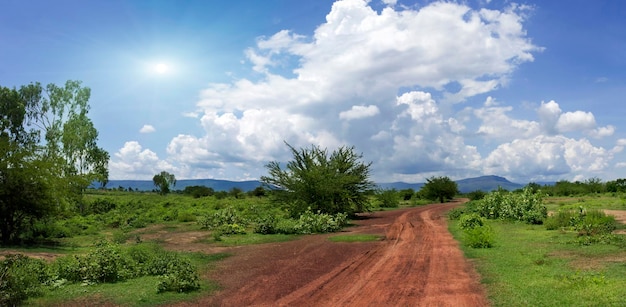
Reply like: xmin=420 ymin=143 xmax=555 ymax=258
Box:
xmin=261 ymin=143 xmax=375 ymax=216
xmin=450 ymin=189 xmax=626 ymax=306
xmin=0 ymin=81 xmax=108 ymax=245
xmin=153 ymin=171 xmax=177 ymax=195
xmin=420 ymin=176 xmax=459 ymax=203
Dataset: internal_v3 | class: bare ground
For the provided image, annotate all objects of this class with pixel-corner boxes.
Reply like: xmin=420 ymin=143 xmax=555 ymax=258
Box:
xmin=176 ymin=200 xmax=489 ymax=306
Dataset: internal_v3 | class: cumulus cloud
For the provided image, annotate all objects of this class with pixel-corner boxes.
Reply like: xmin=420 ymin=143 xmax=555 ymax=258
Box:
xmin=107 ymin=0 xmax=620 ymax=183
xmin=537 ymin=100 xmax=614 ymax=138
xmin=339 ymin=105 xmax=380 ymax=120
xmin=139 ymin=125 xmax=156 ymax=133
xmin=109 ymin=141 xmax=174 ymax=179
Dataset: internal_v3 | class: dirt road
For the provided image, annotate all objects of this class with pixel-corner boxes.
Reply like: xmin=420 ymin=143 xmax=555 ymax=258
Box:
xmin=185 ymin=200 xmax=489 ymax=306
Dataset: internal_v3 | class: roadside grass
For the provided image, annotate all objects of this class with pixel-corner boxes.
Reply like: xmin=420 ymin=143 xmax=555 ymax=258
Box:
xmin=328 ymin=234 xmax=382 ymax=242
xmin=545 ymin=195 xmax=626 ymax=211
xmin=449 ymin=220 xmax=626 ymax=306
xmin=25 ymin=252 xmax=230 ymax=306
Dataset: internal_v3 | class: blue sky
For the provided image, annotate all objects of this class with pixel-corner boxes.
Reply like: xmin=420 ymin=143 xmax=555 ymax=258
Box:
xmin=1 ymin=0 xmax=625 ymax=183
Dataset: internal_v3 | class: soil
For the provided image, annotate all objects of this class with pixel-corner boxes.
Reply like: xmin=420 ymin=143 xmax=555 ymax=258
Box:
xmin=176 ymin=199 xmax=489 ymax=306
xmin=1 ymin=200 xmax=491 ymax=306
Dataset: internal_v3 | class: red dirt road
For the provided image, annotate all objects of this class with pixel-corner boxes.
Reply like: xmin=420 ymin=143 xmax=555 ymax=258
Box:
xmin=184 ymin=200 xmax=489 ymax=306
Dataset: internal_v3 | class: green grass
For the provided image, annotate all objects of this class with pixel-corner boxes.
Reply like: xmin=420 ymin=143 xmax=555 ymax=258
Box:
xmin=449 ymin=220 xmax=626 ymax=306
xmin=545 ymin=194 xmax=626 ymax=211
xmin=25 ymin=252 xmax=229 ymax=306
xmin=328 ymin=234 xmax=382 ymax=242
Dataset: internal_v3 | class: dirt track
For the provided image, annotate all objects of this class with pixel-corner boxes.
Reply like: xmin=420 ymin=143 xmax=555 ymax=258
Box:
xmin=182 ymin=200 xmax=489 ymax=306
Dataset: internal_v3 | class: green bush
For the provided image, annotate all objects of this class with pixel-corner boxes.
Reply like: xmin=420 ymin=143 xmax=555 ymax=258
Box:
xmin=375 ymin=189 xmax=400 ymax=208
xmin=156 ymin=258 xmax=200 ymax=293
xmin=447 ymin=207 xmax=466 ymax=220
xmin=471 ymin=187 xmax=547 ymax=224
xmin=545 ymin=207 xmax=617 ymax=236
xmin=295 ymin=209 xmax=347 ymax=234
xmin=253 ymin=214 xmax=277 ymax=234
xmin=464 ymin=225 xmax=495 ymax=248
xmin=0 ymin=254 xmax=49 ymax=306
xmin=198 ymin=206 xmax=248 ymax=230
xmin=459 ymin=213 xmax=486 ymax=230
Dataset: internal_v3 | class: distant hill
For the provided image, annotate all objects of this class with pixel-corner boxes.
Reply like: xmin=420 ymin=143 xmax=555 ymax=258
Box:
xmin=455 ymin=175 xmax=524 ymax=193
xmin=102 ymin=175 xmax=525 ymax=193
xmin=102 ymin=179 xmax=263 ymax=192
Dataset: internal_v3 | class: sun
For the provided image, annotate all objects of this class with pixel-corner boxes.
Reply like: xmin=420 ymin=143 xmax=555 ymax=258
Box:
xmin=153 ymin=63 xmax=169 ymax=74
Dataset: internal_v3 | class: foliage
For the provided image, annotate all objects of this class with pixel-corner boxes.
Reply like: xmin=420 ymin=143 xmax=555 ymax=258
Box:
xmin=459 ymin=213 xmax=487 ymax=230
xmin=182 ymin=185 xmax=215 ymax=198
xmin=450 ymin=219 xmax=626 ymax=306
xmin=0 ymin=254 xmax=49 ymax=306
xmin=261 ymin=143 xmax=374 ymax=216
xmin=420 ymin=176 xmax=459 ymax=203
xmin=545 ymin=207 xmax=617 ymax=237
xmin=295 ymin=209 xmax=348 ymax=234
xmin=469 ymin=187 xmax=547 ymax=224
xmin=375 ymin=189 xmax=400 ymax=208
xmin=0 ymin=81 xmax=108 ymax=245
xmin=447 ymin=207 xmax=466 ymax=220
xmin=466 ymin=190 xmax=486 ymax=201
xmin=463 ymin=225 xmax=495 ymax=248
xmin=153 ymin=171 xmax=177 ymax=195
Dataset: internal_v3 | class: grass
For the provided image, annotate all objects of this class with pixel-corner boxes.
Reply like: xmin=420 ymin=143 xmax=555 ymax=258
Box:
xmin=26 ymin=252 xmax=230 ymax=306
xmin=328 ymin=234 xmax=382 ymax=242
xmin=545 ymin=195 xmax=626 ymax=211
xmin=449 ymin=219 xmax=626 ymax=306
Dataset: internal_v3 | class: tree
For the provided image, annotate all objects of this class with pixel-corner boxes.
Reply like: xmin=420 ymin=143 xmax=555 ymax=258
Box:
xmin=0 ymin=81 xmax=108 ymax=244
xmin=153 ymin=171 xmax=176 ymax=195
xmin=20 ymin=81 xmax=109 ymax=190
xmin=261 ymin=143 xmax=374 ymax=216
xmin=420 ymin=176 xmax=459 ymax=203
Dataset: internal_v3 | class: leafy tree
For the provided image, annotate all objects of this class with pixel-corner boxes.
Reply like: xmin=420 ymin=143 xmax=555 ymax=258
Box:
xmin=261 ymin=143 xmax=374 ymax=216
xmin=20 ymin=80 xmax=109 ymax=191
xmin=153 ymin=171 xmax=176 ymax=195
xmin=606 ymin=178 xmax=626 ymax=193
xmin=0 ymin=81 xmax=108 ymax=244
xmin=420 ymin=176 xmax=459 ymax=203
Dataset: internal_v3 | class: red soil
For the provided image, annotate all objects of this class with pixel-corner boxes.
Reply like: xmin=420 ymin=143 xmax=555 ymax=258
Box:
xmin=178 ymin=199 xmax=489 ymax=306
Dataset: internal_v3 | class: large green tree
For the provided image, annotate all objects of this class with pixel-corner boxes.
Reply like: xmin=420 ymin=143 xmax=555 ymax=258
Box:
xmin=420 ymin=176 xmax=459 ymax=203
xmin=153 ymin=171 xmax=176 ymax=195
xmin=0 ymin=81 xmax=109 ymax=244
xmin=261 ymin=143 xmax=374 ymax=216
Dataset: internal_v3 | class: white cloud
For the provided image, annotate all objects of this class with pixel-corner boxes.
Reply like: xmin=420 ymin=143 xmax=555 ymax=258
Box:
xmin=483 ymin=135 xmax=614 ymax=181
xmin=109 ymin=141 xmax=174 ymax=179
xmin=139 ymin=125 xmax=156 ymax=133
xmin=108 ymin=0 xmax=619 ymax=183
xmin=339 ymin=105 xmax=380 ymax=120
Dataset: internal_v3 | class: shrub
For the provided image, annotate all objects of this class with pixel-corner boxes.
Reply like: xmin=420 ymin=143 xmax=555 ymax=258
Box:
xmin=467 ymin=190 xmax=486 ymax=201
xmin=0 ymin=254 xmax=49 ymax=306
xmin=296 ymin=209 xmax=347 ymax=234
xmin=464 ymin=225 xmax=495 ymax=248
xmin=459 ymin=213 xmax=486 ymax=230
xmin=198 ymin=206 xmax=248 ymax=230
xmin=472 ymin=187 xmax=547 ymax=224
xmin=545 ymin=207 xmax=617 ymax=236
xmin=156 ymin=258 xmax=200 ymax=293
xmin=447 ymin=207 xmax=466 ymax=220
xmin=375 ymin=189 xmax=400 ymax=208
xmin=253 ymin=214 xmax=278 ymax=234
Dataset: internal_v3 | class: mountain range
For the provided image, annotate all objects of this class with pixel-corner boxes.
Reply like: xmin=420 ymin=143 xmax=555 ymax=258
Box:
xmin=101 ymin=175 xmax=537 ymax=193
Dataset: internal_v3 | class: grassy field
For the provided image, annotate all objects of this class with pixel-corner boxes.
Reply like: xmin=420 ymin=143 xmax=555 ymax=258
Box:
xmin=450 ymin=194 xmax=626 ymax=306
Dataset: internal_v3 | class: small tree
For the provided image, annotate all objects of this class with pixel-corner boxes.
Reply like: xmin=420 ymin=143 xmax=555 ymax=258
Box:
xmin=420 ymin=176 xmax=459 ymax=203
xmin=153 ymin=171 xmax=176 ymax=195
xmin=261 ymin=143 xmax=374 ymax=216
